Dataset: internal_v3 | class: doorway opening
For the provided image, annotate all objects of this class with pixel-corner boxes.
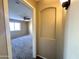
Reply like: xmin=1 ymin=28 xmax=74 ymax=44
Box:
xmin=5 ymin=0 xmax=36 ymax=59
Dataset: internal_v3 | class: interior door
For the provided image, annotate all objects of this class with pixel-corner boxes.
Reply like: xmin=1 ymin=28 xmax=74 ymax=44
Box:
xmin=39 ymin=7 xmax=56 ymax=59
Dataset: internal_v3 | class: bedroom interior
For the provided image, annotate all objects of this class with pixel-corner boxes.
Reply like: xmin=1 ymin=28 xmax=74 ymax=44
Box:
xmin=8 ymin=0 xmax=33 ymax=59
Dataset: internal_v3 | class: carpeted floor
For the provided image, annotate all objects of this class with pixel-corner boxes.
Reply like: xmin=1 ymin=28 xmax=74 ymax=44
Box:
xmin=12 ymin=35 xmax=33 ymax=59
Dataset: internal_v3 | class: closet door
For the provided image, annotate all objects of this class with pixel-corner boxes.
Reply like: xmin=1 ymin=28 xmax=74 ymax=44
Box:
xmin=39 ymin=7 xmax=56 ymax=59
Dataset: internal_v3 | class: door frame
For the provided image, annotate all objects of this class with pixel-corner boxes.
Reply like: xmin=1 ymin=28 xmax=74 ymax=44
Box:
xmin=3 ymin=0 xmax=36 ymax=59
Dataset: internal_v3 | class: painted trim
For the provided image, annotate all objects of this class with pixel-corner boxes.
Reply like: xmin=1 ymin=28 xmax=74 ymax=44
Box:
xmin=37 ymin=55 xmax=47 ymax=59
xmin=3 ymin=0 xmax=12 ymax=59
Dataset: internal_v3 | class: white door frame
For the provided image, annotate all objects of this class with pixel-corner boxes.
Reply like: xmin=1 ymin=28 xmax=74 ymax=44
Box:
xmin=3 ymin=0 xmax=36 ymax=59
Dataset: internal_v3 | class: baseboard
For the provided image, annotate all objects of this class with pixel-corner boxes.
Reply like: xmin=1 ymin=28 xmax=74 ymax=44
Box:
xmin=37 ymin=55 xmax=47 ymax=59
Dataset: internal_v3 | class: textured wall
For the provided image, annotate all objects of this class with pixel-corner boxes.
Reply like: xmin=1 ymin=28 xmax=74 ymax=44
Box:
xmin=64 ymin=0 xmax=79 ymax=59
xmin=56 ymin=6 xmax=64 ymax=59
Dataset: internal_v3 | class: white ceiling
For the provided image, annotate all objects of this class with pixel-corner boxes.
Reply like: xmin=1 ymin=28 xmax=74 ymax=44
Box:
xmin=8 ymin=0 xmax=33 ymax=20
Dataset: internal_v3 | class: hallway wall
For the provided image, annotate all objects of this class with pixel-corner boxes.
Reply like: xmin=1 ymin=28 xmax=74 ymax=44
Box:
xmin=64 ymin=0 xmax=79 ymax=59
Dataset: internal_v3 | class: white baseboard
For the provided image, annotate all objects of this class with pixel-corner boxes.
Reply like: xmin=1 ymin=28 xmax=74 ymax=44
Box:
xmin=37 ymin=55 xmax=47 ymax=59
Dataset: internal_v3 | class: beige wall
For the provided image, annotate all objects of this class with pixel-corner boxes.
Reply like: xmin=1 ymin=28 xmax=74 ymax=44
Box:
xmin=56 ymin=6 xmax=65 ymax=59
xmin=64 ymin=0 xmax=79 ymax=59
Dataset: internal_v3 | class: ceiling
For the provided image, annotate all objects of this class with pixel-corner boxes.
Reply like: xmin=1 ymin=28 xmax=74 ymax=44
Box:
xmin=35 ymin=0 xmax=40 ymax=2
xmin=8 ymin=0 xmax=33 ymax=20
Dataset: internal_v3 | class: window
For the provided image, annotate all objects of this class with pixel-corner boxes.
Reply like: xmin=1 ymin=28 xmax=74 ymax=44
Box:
xmin=15 ymin=23 xmax=21 ymax=31
xmin=9 ymin=22 xmax=15 ymax=31
xmin=9 ymin=22 xmax=21 ymax=31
